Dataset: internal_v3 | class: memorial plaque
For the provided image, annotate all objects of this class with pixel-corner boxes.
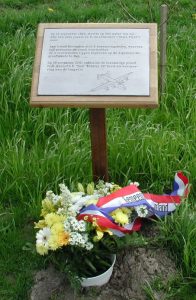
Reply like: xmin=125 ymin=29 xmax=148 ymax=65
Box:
xmin=31 ymin=23 xmax=158 ymax=107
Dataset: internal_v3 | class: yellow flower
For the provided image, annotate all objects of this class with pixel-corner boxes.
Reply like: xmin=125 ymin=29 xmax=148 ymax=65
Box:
xmin=49 ymin=220 xmax=69 ymax=249
xmin=48 ymin=235 xmax=59 ymax=250
xmin=34 ymin=220 xmax=47 ymax=229
xmin=87 ymin=182 xmax=94 ymax=195
xmin=110 ymin=184 xmax=121 ymax=193
xmin=93 ymin=230 xmax=103 ymax=242
xmin=121 ymin=207 xmax=132 ymax=214
xmin=92 ymin=218 xmax=98 ymax=227
xmin=51 ymin=222 xmax=64 ymax=234
xmin=77 ymin=183 xmax=85 ymax=193
xmin=93 ymin=226 xmax=113 ymax=242
xmin=45 ymin=213 xmax=64 ymax=227
xmin=48 ymin=230 xmax=69 ymax=249
xmin=36 ymin=244 xmax=48 ymax=255
xmin=41 ymin=199 xmax=55 ymax=217
xmin=111 ymin=208 xmax=129 ymax=225
xmin=58 ymin=232 xmax=69 ymax=246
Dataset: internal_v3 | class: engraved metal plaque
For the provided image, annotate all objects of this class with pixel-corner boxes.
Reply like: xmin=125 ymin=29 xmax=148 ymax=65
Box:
xmin=31 ymin=23 xmax=158 ymax=108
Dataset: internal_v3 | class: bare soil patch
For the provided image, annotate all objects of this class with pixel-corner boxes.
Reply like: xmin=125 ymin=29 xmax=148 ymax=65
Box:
xmin=30 ymin=225 xmax=177 ymax=300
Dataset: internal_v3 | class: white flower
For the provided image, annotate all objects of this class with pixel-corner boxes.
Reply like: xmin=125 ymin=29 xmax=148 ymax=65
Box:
xmin=84 ymin=195 xmax=99 ymax=201
xmin=52 ymin=195 xmax=61 ymax=205
xmin=82 ymin=233 xmax=88 ymax=243
xmin=66 ymin=217 xmax=86 ymax=232
xmin=95 ymin=181 xmax=109 ymax=196
xmin=36 ymin=227 xmax=51 ymax=246
xmin=105 ymin=182 xmax=113 ymax=189
xmin=86 ymin=242 xmax=93 ymax=251
xmin=68 ymin=205 xmax=80 ymax=216
xmin=58 ymin=185 xmax=73 ymax=212
xmin=128 ymin=181 xmax=140 ymax=187
xmin=46 ymin=190 xmax=55 ymax=201
xmin=71 ymin=192 xmax=85 ymax=203
xmin=59 ymin=184 xmax=72 ymax=202
xmin=135 ymin=205 xmax=148 ymax=218
xmin=70 ymin=219 xmax=80 ymax=230
xmin=78 ymin=220 xmax=86 ymax=232
xmin=69 ymin=232 xmax=83 ymax=245
xmin=68 ymin=231 xmax=92 ymax=250
xmin=69 ymin=195 xmax=99 ymax=212
xmin=64 ymin=221 xmax=71 ymax=232
xmin=57 ymin=208 xmax=64 ymax=215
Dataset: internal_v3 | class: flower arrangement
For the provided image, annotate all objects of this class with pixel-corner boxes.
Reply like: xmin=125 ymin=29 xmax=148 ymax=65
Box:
xmin=35 ymin=172 xmax=189 ymax=286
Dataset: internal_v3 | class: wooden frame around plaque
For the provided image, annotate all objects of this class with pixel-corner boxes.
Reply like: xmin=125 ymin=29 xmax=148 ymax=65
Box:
xmin=30 ymin=23 xmax=158 ymax=108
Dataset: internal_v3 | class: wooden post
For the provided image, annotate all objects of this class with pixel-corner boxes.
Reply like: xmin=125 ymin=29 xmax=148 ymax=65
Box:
xmin=89 ymin=108 xmax=109 ymax=182
xmin=160 ymin=4 xmax=168 ymax=95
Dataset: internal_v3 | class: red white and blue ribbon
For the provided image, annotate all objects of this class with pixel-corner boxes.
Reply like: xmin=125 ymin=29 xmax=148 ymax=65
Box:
xmin=78 ymin=172 xmax=189 ymax=236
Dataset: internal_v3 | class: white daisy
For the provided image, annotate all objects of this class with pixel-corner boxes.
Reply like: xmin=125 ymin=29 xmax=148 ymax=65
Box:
xmin=36 ymin=227 xmax=51 ymax=246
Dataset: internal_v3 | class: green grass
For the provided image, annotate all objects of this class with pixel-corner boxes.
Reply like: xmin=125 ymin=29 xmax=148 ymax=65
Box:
xmin=158 ymin=203 xmax=196 ymax=278
xmin=146 ymin=202 xmax=196 ymax=299
xmin=0 ymin=0 xmax=195 ymax=299
xmin=0 ymin=224 xmax=45 ymax=300
xmin=144 ymin=276 xmax=196 ymax=300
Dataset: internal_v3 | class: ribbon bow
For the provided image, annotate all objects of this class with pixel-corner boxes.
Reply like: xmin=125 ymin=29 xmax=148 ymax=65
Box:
xmin=78 ymin=172 xmax=189 ymax=236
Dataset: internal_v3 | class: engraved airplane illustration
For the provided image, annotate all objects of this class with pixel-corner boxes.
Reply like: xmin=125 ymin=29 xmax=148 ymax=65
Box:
xmin=90 ymin=72 xmax=133 ymax=92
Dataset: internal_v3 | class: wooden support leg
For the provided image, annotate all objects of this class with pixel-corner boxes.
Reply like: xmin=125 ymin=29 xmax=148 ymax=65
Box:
xmin=89 ymin=108 xmax=109 ymax=182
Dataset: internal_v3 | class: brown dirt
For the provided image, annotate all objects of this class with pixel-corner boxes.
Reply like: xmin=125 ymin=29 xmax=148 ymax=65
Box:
xmin=30 ymin=225 xmax=178 ymax=300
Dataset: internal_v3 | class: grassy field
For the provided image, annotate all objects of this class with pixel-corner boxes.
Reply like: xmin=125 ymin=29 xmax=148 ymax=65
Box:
xmin=0 ymin=0 xmax=195 ymax=299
